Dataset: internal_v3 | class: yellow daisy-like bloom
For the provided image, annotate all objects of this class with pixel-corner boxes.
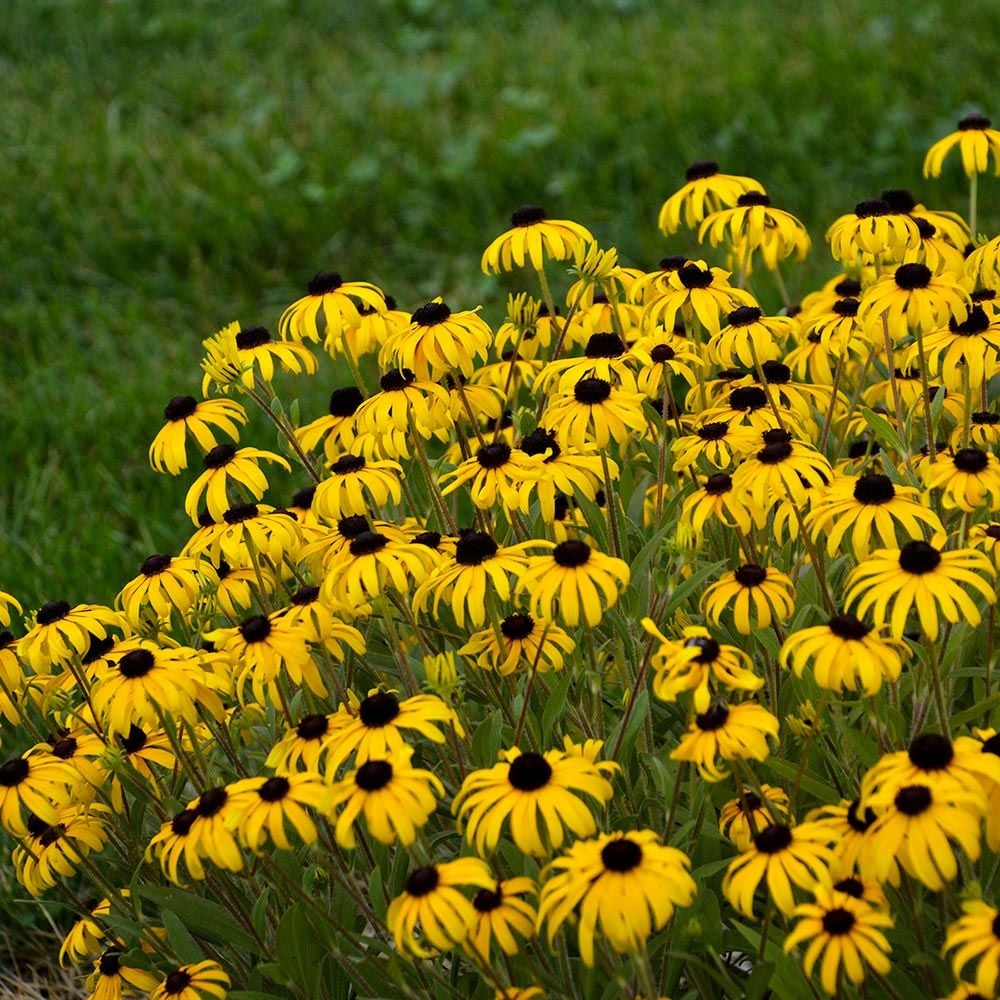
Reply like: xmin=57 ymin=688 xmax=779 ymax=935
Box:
xmin=60 ymin=896 xmax=117 ymax=966
xmin=90 ymin=642 xmax=204 ymax=735
xmin=481 ymin=204 xmax=593 ymax=274
xmin=536 ymin=829 xmax=696 ymax=966
xmin=722 ymin=820 xmax=838 ymax=917
xmin=388 ymin=856 xmax=495 ymax=959
xmin=225 ymin=772 xmax=327 ymax=852
xmin=294 ymin=386 xmax=365 ymax=463
xmin=190 ymin=502 xmax=301 ymax=568
xmin=844 ymin=540 xmax=996 ymax=641
xmin=536 ymin=330 xmax=646 ymax=394
xmin=878 ymin=187 xmax=972 ymax=249
xmin=459 ymin=612 xmax=575 ymax=676
xmin=86 ymin=951 xmax=159 ymax=1000
xmin=700 ymin=190 xmax=810 ymax=263
xmin=943 ymin=900 xmax=1000 ymax=998
xmin=967 ymin=235 xmax=1000 ymax=291
xmin=0 ymin=752 xmax=77 ymax=838
xmin=517 ymin=539 xmax=630 ymax=629
xmin=107 ymin=724 xmax=176 ymax=812
xmin=923 ymin=447 xmax=1000 ymax=511
xmin=495 ymin=988 xmax=544 ymax=1000
xmin=708 ymin=305 xmax=797 ymax=368
xmin=858 ymin=262 xmax=970 ymax=340
xmin=14 ymin=804 xmax=111 ymax=896
xmin=951 ymin=410 xmax=1000 ymax=451
xmin=679 ymin=472 xmax=765 ymax=542
xmin=149 ymin=396 xmax=247 ymax=476
xmin=783 ymin=884 xmax=893 ymax=997
xmin=543 ymin=375 xmax=649 ymax=450
xmin=327 ymin=745 xmax=443 ymax=848
xmin=35 ymin=728 xmax=107 ymax=800
xmin=313 ymin=453 xmax=403 ymax=519
xmin=321 ymin=689 xmax=464 ymax=773
xmin=380 ymin=299 xmax=492 ymax=380
xmin=433 ymin=375 xmax=506 ymax=427
xmin=516 ymin=427 xmax=608 ymax=523
xmin=924 ymin=113 xmax=1000 ymax=177
xmin=353 ymin=367 xmax=451 ymax=460
xmin=150 ymin=961 xmax=231 ymax=1000
xmin=273 ymin=583 xmax=365 ymax=657
xmin=779 ymin=613 xmax=908 ymax=696
xmin=117 ymin=554 xmax=205 ymax=628
xmin=642 ymin=620 xmax=762 ymax=712
xmin=265 ymin=713 xmax=349 ymax=775
xmin=321 ymin=529 xmax=436 ymax=608
xmin=658 ymin=160 xmax=764 ymax=234
xmin=858 ymin=779 xmax=984 ymax=890
xmin=827 ymin=198 xmax=922 ymax=263
xmin=278 ymin=270 xmax=386 ymax=348
xmin=453 ymin=745 xmax=617 ymax=857
xmin=183 ymin=444 xmax=290 ymax=524
xmin=806 ymin=799 xmax=892 ymax=885
xmin=731 ymin=428 xmax=832 ymax=508
xmin=671 ymin=421 xmax=758 ymax=472
xmin=643 ymin=261 xmax=757 ymax=338
xmin=958 ymin=729 xmax=1000 ymax=850
xmin=806 ymin=472 xmax=944 ymax=561
xmin=671 ymin=701 xmax=779 ymax=782
xmin=413 ymin=531 xmax=534 ymax=629
xmin=465 ymin=877 xmax=537 ymax=960
xmin=0 ymin=590 xmax=21 ymax=628
xmin=969 ymin=522 xmax=1000 ymax=569
xmin=632 ymin=330 xmax=703 ymax=398
xmin=719 ymin=785 xmax=789 ymax=852
xmin=18 ymin=601 xmax=123 ymax=675
xmin=210 ymin=323 xmax=319 ymax=395
xmin=439 ymin=441 xmax=546 ymax=514
xmin=206 ymin=560 xmax=265 ymax=618
xmin=701 ymin=564 xmax=796 ymax=635
xmin=697 ymin=383 xmax=785 ymax=434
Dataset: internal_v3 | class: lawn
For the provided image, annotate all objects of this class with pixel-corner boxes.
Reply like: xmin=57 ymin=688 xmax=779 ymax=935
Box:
xmin=1 ymin=0 xmax=998 ymax=606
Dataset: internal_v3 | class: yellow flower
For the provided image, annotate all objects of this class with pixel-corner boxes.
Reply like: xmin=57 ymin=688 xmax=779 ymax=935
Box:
xmin=657 ymin=160 xmax=764 ymax=234
xmin=671 ymin=701 xmax=779 ymax=781
xmin=149 ymin=961 xmax=231 ymax=1000
xmin=943 ymin=900 xmax=1000 ymax=997
xmin=117 ymin=554 xmax=205 ymax=628
xmin=827 ymin=198 xmax=921 ymax=262
xmin=924 ymin=114 xmax=1000 ymax=177
xmin=543 ymin=375 xmax=649 ymax=450
xmin=183 ymin=444 xmax=290 ymax=524
xmin=14 ymin=804 xmax=111 ymax=896
xmin=225 ymin=772 xmax=328 ymax=852
xmin=18 ymin=602 xmax=124 ymax=675
xmin=459 ymin=612 xmax=575 ymax=676
xmin=701 ymin=564 xmax=796 ymax=634
xmin=313 ymin=453 xmax=403 ymax=519
xmin=278 ymin=271 xmax=387 ymax=348
xmin=719 ymin=785 xmax=789 ymax=852
xmin=439 ymin=442 xmax=546 ymax=513
xmin=149 ymin=396 xmax=247 ymax=475
xmin=465 ymin=877 xmax=537 ymax=960
xmin=481 ymin=205 xmax=593 ymax=274
xmin=699 ymin=191 xmax=810 ymax=265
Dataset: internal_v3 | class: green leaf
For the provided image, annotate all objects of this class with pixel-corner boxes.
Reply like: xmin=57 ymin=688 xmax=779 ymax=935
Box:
xmin=161 ymin=908 xmax=203 ymax=964
xmin=765 ymin=756 xmax=836 ymax=800
xmin=137 ymin=887 xmax=262 ymax=954
xmin=275 ymin=904 xmax=327 ymax=999
xmin=950 ymin=692 xmax=1000 ymax=727
xmin=229 ymin=991 xmax=293 ymax=1000
xmin=471 ymin=708 xmax=503 ymax=765
xmin=541 ymin=672 xmax=572 ymax=743
xmin=859 ymin=406 xmax=906 ymax=457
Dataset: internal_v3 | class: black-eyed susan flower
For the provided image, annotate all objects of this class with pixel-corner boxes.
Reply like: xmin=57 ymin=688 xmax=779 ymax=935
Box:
xmin=957 ymin=729 xmax=1000 ymax=850
xmin=453 ymin=745 xmax=617 ymax=857
xmin=266 ymin=713 xmax=347 ymax=775
xmin=701 ymin=564 xmax=795 ymax=635
xmin=354 ymin=368 xmax=451 ymax=459
xmin=671 ymin=422 xmax=758 ymax=473
xmin=671 ymin=701 xmax=779 ymax=781
xmin=879 ymin=187 xmax=972 ymax=249
xmin=321 ymin=529 xmax=436 ymax=608
xmin=731 ymin=429 xmax=832 ymax=507
xmin=465 ymin=877 xmax=536 ymax=960
xmin=844 ymin=540 xmax=995 ymax=641
xmin=0 ymin=590 xmax=21 ymax=628
xmin=952 ymin=410 xmax=1000 ymax=450
xmin=536 ymin=331 xmax=646 ymax=396
xmin=643 ymin=261 xmax=756 ymax=338
xmin=206 ymin=561 xmax=264 ymax=618
xmin=806 ymin=473 xmax=944 ymax=561
xmin=858 ymin=779 xmax=984 ymax=889
xmin=0 ymin=751 xmax=77 ymax=838
xmin=149 ymin=396 xmax=247 ymax=476
xmin=943 ymin=900 xmax=1000 ymax=998
xmin=783 ymin=884 xmax=893 ymax=996
xmin=107 ymin=724 xmax=176 ymax=811
xmin=679 ymin=472 xmax=764 ymax=542
xmin=183 ymin=444 xmax=290 ymax=524
xmin=14 ymin=804 xmax=111 ymax=895
xmin=779 ymin=614 xmax=908 ymax=696
xmin=327 ymin=745 xmax=443 ymax=848
xmin=209 ymin=503 xmax=302 ymax=567
xmin=719 ymin=785 xmax=789 ymax=852
xmin=923 ymin=447 xmax=1000 ymax=511
xmin=722 ymin=820 xmax=837 ymax=917
xmin=295 ymin=386 xmax=365 ymax=462
xmin=60 ymin=896 xmax=116 ymax=966
xmin=516 ymin=427 xmax=607 ymax=522
xmin=389 ymin=858 xmax=496 ymax=960
xmin=312 ymin=453 xmax=402 ymax=519
xmin=118 ymin=554 xmax=205 ymax=629
xmin=925 ymin=114 xmax=1000 ymax=177
xmin=35 ymin=729 xmax=107 ymax=798
xmin=278 ymin=271 xmax=386 ymax=350
xmin=459 ymin=612 xmax=575 ymax=676
xmin=543 ymin=375 xmax=648 ymax=450
xmin=700 ymin=191 xmax=810 ymax=267
xmin=380 ymin=299 xmax=492 ymax=381
xmin=274 ymin=584 xmax=365 ymax=657
xmin=631 ymin=330 xmax=703 ymax=398
xmin=18 ymin=602 xmax=123 ymax=675
xmin=516 ymin=539 xmax=630 ymax=629
xmin=658 ymin=160 xmax=764 ymax=234
xmin=413 ymin=531 xmax=534 ymax=629
xmin=859 ymin=262 xmax=970 ymax=339
xmin=698 ymin=384 xmax=784 ymax=434
xmin=439 ymin=442 xmax=546 ymax=514
xmin=227 ymin=323 xmax=321 ymax=390
xmin=149 ymin=961 xmax=231 ymax=1000
xmin=968 ymin=235 xmax=1000 ymax=291
xmin=827 ymin=199 xmax=922 ymax=263
xmin=806 ymin=799 xmax=891 ymax=883
xmin=642 ymin=620 xmax=762 ymax=712
xmin=86 ymin=951 xmax=159 ymax=1000
xmin=709 ymin=305 xmax=797 ymax=368
xmin=536 ymin=829 xmax=696 ymax=966
xmin=481 ymin=205 xmax=593 ymax=274
xmin=322 ymin=689 xmax=464 ymax=772
xmin=225 ymin=772 xmax=327 ymax=852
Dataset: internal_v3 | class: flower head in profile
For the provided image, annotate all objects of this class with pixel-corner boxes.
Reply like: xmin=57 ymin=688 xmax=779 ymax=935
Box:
xmin=465 ymin=877 xmax=537 ymax=961
xmin=701 ymin=564 xmax=796 ymax=635
xmin=149 ymin=961 xmax=231 ymax=1000
xmin=658 ymin=160 xmax=764 ymax=234
xmin=149 ymin=396 xmax=247 ymax=475
xmin=482 ymin=205 xmax=593 ymax=274
xmin=943 ymin=900 xmax=1000 ymax=998
xmin=924 ymin=114 xmax=1000 ymax=177
xmin=277 ymin=270 xmax=386 ymax=352
xmin=183 ymin=444 xmax=290 ymax=524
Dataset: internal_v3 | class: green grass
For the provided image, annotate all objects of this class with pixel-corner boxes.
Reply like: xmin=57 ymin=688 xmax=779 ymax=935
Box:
xmin=1 ymin=0 xmax=998 ymax=606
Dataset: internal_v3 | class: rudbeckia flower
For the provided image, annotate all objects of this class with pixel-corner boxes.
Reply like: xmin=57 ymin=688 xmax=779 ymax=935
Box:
xmin=86 ymin=951 xmax=159 ymax=1000
xmin=922 ymin=447 xmax=1000 ymax=511
xmin=60 ymin=896 xmax=117 ymax=966
xmin=731 ymin=428 xmax=832 ymax=507
xmin=295 ymin=386 xmax=366 ymax=462
xmin=459 ymin=612 xmax=575 ymax=676
xmin=387 ymin=857 xmax=495 ymax=959
xmin=719 ymin=784 xmax=789 ymax=852
xmin=439 ymin=442 xmax=546 ymax=514
xmin=657 ymin=160 xmax=764 ymax=234
xmin=107 ymin=724 xmax=176 ymax=812
xmin=516 ymin=539 xmax=630 ymax=628
xmin=14 ymin=804 xmax=111 ymax=895
xmin=536 ymin=829 xmax=696 ymax=966
xmin=827 ymin=199 xmax=921 ymax=263
xmin=643 ymin=261 xmax=757 ymax=337
xmin=465 ymin=877 xmax=537 ymax=960
xmin=18 ymin=602 xmax=124 ymax=675
xmin=543 ymin=376 xmax=649 ymax=450
xmin=225 ymin=772 xmax=328 ymax=852
xmin=203 ymin=323 xmax=318 ymax=396
xmin=709 ymin=306 xmax=797 ymax=368
xmin=266 ymin=713 xmax=348 ymax=775
xmin=278 ymin=271 xmax=387 ymax=347
xmin=327 ymin=745 xmax=443 ymax=848
xmin=188 ymin=502 xmax=301 ymax=567
xmin=698 ymin=384 xmax=784 ymax=434
xmin=117 ymin=554 xmax=205 ymax=628
xmin=481 ymin=205 xmax=593 ymax=274
xmin=943 ymin=900 xmax=1000 ymax=997
xmin=313 ymin=453 xmax=403 ymax=519
xmin=380 ymin=299 xmax=493 ymax=380
xmin=149 ymin=961 xmax=231 ymax=1000
xmin=783 ymin=884 xmax=893 ymax=996
xmin=699 ymin=190 xmax=810 ymax=265
xmin=631 ymin=331 xmax=703 ymax=398
xmin=844 ymin=540 xmax=995 ymax=641
xmin=670 ymin=701 xmax=779 ymax=781
xmin=701 ymin=564 xmax=796 ymax=635
xmin=453 ymin=745 xmax=617 ymax=856
xmin=354 ymin=368 xmax=451 ymax=459
xmin=149 ymin=396 xmax=247 ymax=475
xmin=536 ymin=332 xmax=646 ymax=396
xmin=679 ymin=472 xmax=765 ymax=541
xmin=183 ymin=444 xmax=290 ymax=524
xmin=516 ymin=427 xmax=608 ymax=522
xmin=967 ymin=234 xmax=1000 ymax=291
xmin=321 ymin=529 xmax=436 ymax=607
xmin=0 ymin=752 xmax=77 ymax=838
xmin=671 ymin=421 xmax=758 ymax=472
xmin=924 ymin=114 xmax=1000 ymax=177
xmin=880 ymin=187 xmax=972 ymax=249
xmin=951 ymin=410 xmax=1000 ymax=450
xmin=858 ymin=262 xmax=970 ymax=340
xmin=206 ymin=561 xmax=265 ymax=618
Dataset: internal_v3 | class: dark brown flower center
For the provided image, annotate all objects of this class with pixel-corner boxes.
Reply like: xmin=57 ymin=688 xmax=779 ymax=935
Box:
xmin=894 ymin=263 xmax=932 ymax=290
xmin=203 ymin=443 xmax=237 ymax=469
xmin=728 ymin=386 xmax=768 ymax=411
xmin=349 ymin=531 xmax=389 ymax=556
xmin=501 ymin=613 xmax=535 ymax=640
xmin=413 ymin=530 xmax=442 ymax=549
xmin=650 ymin=344 xmax=675 ymax=363
xmin=328 ymin=386 xmax=364 ymax=417
xmin=684 ymin=636 xmax=721 ymax=662
xmin=727 ymin=306 xmax=763 ymax=327
xmin=685 ymin=161 xmax=719 ymax=181
xmin=171 ymin=809 xmax=198 ymax=836
xmin=37 ymin=600 xmax=71 ymax=626
xmin=331 ymin=454 xmax=365 ymax=475
xmin=258 ymin=777 xmax=290 ymax=802
xmin=600 ymin=837 xmax=643 ymax=871
xmin=585 ymin=333 xmax=626 ymax=358
xmin=355 ymin=760 xmax=393 ymax=791
xmin=196 ymin=787 xmax=228 ymax=818
xmin=404 ymin=865 xmax=440 ymax=896
xmin=835 ymin=277 xmax=862 ymax=297
xmin=473 ymin=888 xmax=503 ymax=912
xmin=235 ymin=326 xmax=272 ymax=350
xmin=140 ymin=554 xmax=172 ymax=576
xmin=894 ymin=784 xmax=932 ymax=815
xmin=520 ymin=427 xmax=560 ymax=460
xmin=164 ymin=395 xmax=198 ymax=421
xmin=959 ymin=114 xmax=991 ymax=130
xmin=678 ymin=264 xmax=714 ymax=289
xmin=359 ymin=692 xmax=401 ymax=727
xmin=753 ymin=823 xmax=793 ymax=853
xmin=658 ymin=255 xmax=688 ymax=271
xmin=379 ymin=368 xmax=416 ymax=392
xmin=98 ymin=952 xmax=123 ymax=977
xmin=880 ymin=189 xmax=916 ymax=213
xmin=827 ymin=614 xmax=871 ymax=641
xmin=553 ymin=540 xmax=591 ymax=568
xmin=898 ymin=541 xmax=941 ymax=575
xmin=855 ymin=199 xmax=889 ymax=218
xmin=734 ymin=564 xmax=768 ymax=587
xmin=477 ymin=443 xmax=511 ymax=469
xmin=908 ymin=733 xmax=954 ymax=770
xmin=736 ymin=191 xmax=770 ymax=207
xmin=239 ymin=615 xmax=272 ymax=643
xmin=291 ymin=585 xmax=320 ymax=606
xmin=50 ymin=736 xmax=78 ymax=759
xmin=297 ymin=714 xmax=330 ymax=740
xmin=833 ymin=876 xmax=865 ymax=898
xmin=223 ymin=502 xmax=259 ymax=523
xmin=954 ymin=448 xmax=990 ymax=473
xmin=308 ymin=272 xmax=343 ymax=295
xmin=117 ymin=649 xmax=155 ymax=678
xmin=853 ymin=473 xmax=895 ymax=504
xmin=0 ymin=758 xmax=29 ymax=787
xmin=164 ymin=970 xmax=193 ymax=996
xmin=511 ymin=204 xmax=547 ymax=227
xmin=822 ymin=908 xmax=856 ymax=935
xmin=832 ymin=296 xmax=861 ymax=317
xmin=507 ymin=752 xmax=553 ymax=791
xmin=411 ymin=301 xmax=451 ymax=326
xmin=338 ymin=515 xmax=370 ymax=537
xmin=704 ymin=473 xmax=733 ymax=496
xmin=119 ymin=724 xmax=148 ymax=754
xmin=574 ymin=377 xmax=612 ymax=404
xmin=695 ymin=703 xmax=729 ymax=731
xmin=455 ymin=531 xmax=499 ymax=566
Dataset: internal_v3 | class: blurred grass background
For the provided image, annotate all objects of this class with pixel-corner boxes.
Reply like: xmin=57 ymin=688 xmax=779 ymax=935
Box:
xmin=1 ymin=0 xmax=999 ymax=608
